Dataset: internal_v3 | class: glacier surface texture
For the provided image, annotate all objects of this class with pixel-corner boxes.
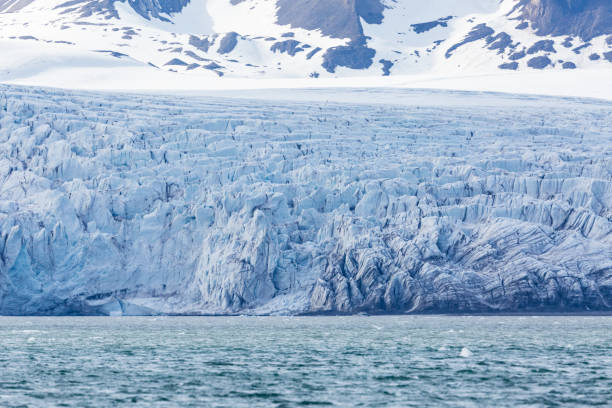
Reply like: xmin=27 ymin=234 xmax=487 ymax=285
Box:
xmin=0 ymin=85 xmax=611 ymax=315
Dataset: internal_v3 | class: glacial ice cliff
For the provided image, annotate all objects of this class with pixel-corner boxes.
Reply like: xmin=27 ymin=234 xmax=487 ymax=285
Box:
xmin=0 ymin=85 xmax=611 ymax=315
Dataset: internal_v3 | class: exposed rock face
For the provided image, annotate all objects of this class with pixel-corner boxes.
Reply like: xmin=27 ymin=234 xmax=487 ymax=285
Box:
xmin=128 ymin=0 xmax=190 ymax=19
xmin=0 ymin=0 xmax=36 ymax=13
xmin=322 ymin=40 xmax=376 ymax=72
xmin=276 ymin=0 xmax=383 ymax=71
xmin=0 ymin=85 xmax=611 ymax=315
xmin=275 ymin=0 xmax=384 ymax=40
xmin=517 ymin=0 xmax=612 ymax=40
xmin=217 ymin=32 xmax=238 ymax=54
xmin=51 ymin=0 xmax=191 ymax=21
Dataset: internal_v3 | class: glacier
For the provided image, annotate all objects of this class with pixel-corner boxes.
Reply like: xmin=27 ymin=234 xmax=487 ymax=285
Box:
xmin=0 ymin=84 xmax=611 ymax=315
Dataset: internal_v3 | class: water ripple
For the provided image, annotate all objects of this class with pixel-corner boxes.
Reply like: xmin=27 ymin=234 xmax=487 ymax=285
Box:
xmin=0 ymin=316 xmax=610 ymax=407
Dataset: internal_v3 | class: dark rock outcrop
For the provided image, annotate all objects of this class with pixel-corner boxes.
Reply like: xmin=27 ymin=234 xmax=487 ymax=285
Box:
xmin=515 ymin=0 xmax=612 ymax=41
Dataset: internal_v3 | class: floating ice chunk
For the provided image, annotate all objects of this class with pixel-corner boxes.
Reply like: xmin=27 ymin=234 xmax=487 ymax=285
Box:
xmin=460 ymin=347 xmax=473 ymax=358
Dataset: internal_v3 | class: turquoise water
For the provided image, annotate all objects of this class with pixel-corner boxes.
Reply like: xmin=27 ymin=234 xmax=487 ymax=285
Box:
xmin=0 ymin=316 xmax=610 ymax=407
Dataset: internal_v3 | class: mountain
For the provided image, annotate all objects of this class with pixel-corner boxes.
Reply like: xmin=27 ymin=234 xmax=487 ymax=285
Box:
xmin=517 ymin=0 xmax=611 ymax=40
xmin=0 ymin=0 xmax=610 ymax=80
xmin=0 ymin=84 xmax=611 ymax=315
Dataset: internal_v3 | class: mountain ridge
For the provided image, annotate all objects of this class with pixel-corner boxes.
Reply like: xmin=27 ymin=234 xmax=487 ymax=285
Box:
xmin=0 ymin=0 xmax=610 ymax=80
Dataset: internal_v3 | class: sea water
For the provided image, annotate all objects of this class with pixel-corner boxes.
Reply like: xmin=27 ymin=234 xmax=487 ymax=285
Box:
xmin=0 ymin=316 xmax=610 ymax=407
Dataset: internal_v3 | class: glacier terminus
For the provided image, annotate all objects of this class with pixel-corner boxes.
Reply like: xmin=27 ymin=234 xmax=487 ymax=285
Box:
xmin=0 ymin=85 xmax=610 ymax=316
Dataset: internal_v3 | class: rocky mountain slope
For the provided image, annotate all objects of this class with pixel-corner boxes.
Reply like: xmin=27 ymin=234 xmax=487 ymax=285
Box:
xmin=0 ymin=84 xmax=610 ymax=315
xmin=0 ymin=0 xmax=610 ymax=79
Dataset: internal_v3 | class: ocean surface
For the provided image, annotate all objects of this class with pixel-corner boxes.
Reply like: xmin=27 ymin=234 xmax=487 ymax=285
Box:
xmin=0 ymin=316 xmax=610 ymax=407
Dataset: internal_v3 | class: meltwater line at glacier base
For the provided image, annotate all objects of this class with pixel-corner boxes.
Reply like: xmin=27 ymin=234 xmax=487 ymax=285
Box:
xmin=0 ymin=85 xmax=611 ymax=315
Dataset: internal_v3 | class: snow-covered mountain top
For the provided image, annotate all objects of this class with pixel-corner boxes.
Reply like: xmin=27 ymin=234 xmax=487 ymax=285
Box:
xmin=0 ymin=0 xmax=610 ymax=94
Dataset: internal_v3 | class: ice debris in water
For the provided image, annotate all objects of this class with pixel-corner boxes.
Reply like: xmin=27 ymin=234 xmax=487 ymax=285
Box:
xmin=0 ymin=85 xmax=611 ymax=315
xmin=460 ymin=347 xmax=473 ymax=358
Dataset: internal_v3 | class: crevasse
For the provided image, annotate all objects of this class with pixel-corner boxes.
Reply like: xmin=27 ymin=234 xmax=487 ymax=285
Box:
xmin=0 ymin=85 xmax=611 ymax=315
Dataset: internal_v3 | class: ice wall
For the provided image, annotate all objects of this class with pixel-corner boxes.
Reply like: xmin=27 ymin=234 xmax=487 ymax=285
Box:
xmin=0 ymin=85 xmax=611 ymax=315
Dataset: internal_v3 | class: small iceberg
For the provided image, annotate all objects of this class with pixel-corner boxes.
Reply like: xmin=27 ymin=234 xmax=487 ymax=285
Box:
xmin=460 ymin=347 xmax=473 ymax=358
